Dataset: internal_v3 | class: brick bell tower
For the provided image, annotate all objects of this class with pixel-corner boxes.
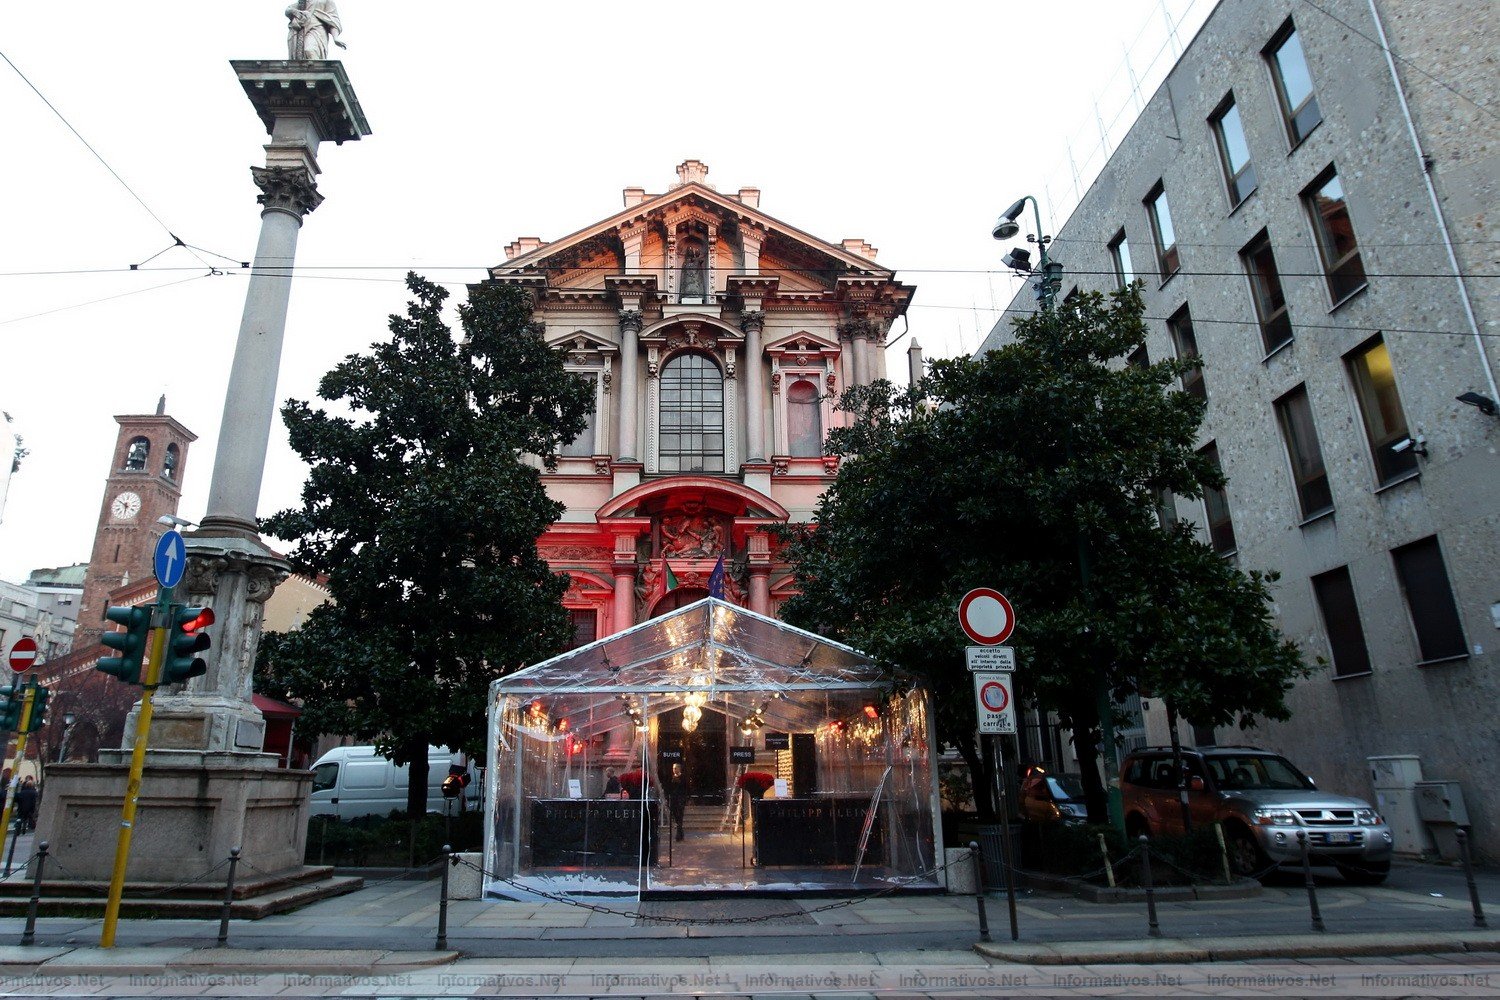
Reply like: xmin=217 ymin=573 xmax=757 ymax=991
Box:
xmin=74 ymin=397 xmax=197 ymax=649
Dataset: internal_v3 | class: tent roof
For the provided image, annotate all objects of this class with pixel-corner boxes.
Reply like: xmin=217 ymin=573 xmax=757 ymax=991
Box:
xmin=492 ymin=597 xmax=911 ymax=697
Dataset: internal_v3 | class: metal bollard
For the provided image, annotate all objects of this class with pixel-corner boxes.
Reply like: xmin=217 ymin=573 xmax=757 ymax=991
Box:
xmin=3 ymin=818 xmax=19 ymax=877
xmin=1296 ymin=831 xmax=1325 ymax=932
xmin=436 ymin=843 xmax=452 ymax=951
xmin=1213 ymin=822 xmax=1232 ymax=884
xmin=970 ymin=841 xmax=990 ymax=942
xmin=1138 ymin=836 xmax=1160 ymax=938
xmin=217 ymin=848 xmax=241 ymax=946
xmin=1457 ymin=829 xmax=1487 ymax=928
xmin=20 ymin=841 xmax=48 ymax=946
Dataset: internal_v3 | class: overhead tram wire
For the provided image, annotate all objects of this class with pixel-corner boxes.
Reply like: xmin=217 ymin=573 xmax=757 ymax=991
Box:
xmin=0 ymin=273 xmax=219 ymax=327
xmin=0 ymin=48 xmax=239 ymax=275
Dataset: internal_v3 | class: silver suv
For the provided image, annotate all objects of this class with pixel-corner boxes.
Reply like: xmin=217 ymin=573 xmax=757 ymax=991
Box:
xmin=1120 ymin=747 xmax=1395 ymax=884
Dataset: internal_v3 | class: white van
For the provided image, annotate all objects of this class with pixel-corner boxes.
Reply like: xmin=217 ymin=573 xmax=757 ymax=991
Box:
xmin=308 ymin=745 xmax=480 ymax=820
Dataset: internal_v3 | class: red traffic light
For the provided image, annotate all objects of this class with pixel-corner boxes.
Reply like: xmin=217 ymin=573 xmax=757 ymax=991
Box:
xmin=179 ymin=607 xmax=215 ymax=633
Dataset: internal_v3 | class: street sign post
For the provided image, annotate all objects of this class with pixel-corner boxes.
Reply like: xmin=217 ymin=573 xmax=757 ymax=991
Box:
xmin=973 ymin=672 xmax=1017 ymax=735
xmin=958 ymin=588 xmax=1015 ymax=646
xmin=153 ymin=530 xmax=187 ymax=590
xmin=966 ymin=646 xmax=1015 ymax=672
xmin=7 ymin=638 xmax=38 ymax=673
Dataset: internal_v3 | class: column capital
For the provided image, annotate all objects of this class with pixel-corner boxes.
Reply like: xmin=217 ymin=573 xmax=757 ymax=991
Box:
xmin=838 ymin=316 xmax=875 ymax=342
xmin=251 ymin=165 xmax=323 ymax=218
xmin=740 ymin=310 xmax=766 ymax=335
xmin=619 ymin=309 xmax=644 ymax=334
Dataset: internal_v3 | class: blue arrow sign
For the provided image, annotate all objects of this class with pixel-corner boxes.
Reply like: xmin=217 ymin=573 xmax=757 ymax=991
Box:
xmin=154 ymin=530 xmax=187 ymax=589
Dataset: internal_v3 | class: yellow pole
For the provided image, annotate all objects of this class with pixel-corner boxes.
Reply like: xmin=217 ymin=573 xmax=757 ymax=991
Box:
xmin=0 ymin=686 xmax=37 ymax=865
xmin=99 ymin=620 xmax=166 ymax=948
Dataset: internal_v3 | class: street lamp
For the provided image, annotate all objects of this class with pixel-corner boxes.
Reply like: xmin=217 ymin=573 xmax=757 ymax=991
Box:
xmin=992 ymin=195 xmax=1126 ymax=832
xmin=992 ymin=195 xmax=1063 ymax=311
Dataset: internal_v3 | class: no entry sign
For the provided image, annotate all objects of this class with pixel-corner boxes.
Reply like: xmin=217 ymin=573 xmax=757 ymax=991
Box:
xmin=958 ymin=588 xmax=1015 ymax=646
xmin=8 ymin=637 xmax=38 ymax=673
xmin=973 ymin=671 xmax=1016 ymax=734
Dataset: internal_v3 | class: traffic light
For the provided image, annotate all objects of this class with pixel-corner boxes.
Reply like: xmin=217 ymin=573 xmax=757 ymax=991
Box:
xmin=98 ymin=605 xmax=151 ymax=685
xmin=0 ymin=685 xmax=21 ymax=733
xmin=162 ymin=605 xmax=214 ymax=685
xmin=22 ymin=682 xmax=49 ymax=733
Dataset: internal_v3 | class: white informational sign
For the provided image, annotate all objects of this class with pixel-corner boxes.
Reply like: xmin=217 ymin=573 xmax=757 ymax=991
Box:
xmin=966 ymin=646 xmax=1016 ymax=672
xmin=567 ymin=779 xmax=583 ymax=799
xmin=973 ymin=671 xmax=1017 ymax=735
xmin=773 ymin=778 xmax=790 ymax=798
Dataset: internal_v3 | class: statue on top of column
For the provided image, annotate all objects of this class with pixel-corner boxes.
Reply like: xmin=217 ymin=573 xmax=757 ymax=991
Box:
xmin=286 ymin=0 xmax=345 ymax=60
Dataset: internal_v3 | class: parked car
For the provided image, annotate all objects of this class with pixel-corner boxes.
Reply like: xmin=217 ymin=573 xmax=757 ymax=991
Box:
xmin=309 ymin=745 xmax=480 ymax=820
xmin=1018 ymin=767 xmax=1088 ymax=824
xmin=1120 ymin=746 xmax=1394 ymax=884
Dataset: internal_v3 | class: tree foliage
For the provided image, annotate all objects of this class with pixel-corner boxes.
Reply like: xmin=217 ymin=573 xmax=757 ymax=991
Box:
xmin=781 ymin=286 xmax=1310 ymax=820
xmin=257 ymin=275 xmax=592 ymax=812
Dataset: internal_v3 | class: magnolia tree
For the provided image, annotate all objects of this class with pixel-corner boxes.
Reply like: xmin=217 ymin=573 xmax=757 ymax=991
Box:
xmin=781 ymin=286 xmax=1310 ymax=822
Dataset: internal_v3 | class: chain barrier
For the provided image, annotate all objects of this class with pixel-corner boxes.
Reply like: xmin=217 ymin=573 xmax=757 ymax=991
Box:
xmin=451 ymin=849 xmax=968 ymax=927
xmin=1001 ymin=846 xmax=1144 ymax=888
xmin=0 ymin=850 xmax=40 ymax=883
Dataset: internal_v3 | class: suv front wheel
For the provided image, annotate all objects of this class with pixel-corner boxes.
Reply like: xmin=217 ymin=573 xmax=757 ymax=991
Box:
xmin=1226 ymin=824 xmax=1272 ymax=880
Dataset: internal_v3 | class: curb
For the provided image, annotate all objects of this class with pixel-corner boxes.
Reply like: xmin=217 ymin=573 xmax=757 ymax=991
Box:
xmin=974 ymin=930 xmax=1500 ymax=965
xmin=0 ymin=947 xmax=460 ymax=975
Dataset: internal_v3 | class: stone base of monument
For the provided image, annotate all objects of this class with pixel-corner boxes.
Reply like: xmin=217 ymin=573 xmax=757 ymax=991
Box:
xmin=28 ymin=756 xmax=360 ymax=917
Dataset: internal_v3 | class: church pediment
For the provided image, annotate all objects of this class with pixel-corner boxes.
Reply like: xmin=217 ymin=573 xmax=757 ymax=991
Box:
xmin=763 ymin=331 xmax=840 ymax=360
xmin=547 ymin=330 xmax=618 ymax=362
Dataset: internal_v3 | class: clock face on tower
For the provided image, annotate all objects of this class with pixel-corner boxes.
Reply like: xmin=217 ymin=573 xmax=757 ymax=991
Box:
xmin=110 ymin=491 xmax=142 ymax=521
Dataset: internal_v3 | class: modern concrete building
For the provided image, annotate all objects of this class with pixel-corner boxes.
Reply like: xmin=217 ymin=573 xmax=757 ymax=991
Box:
xmin=981 ymin=0 xmax=1498 ymax=854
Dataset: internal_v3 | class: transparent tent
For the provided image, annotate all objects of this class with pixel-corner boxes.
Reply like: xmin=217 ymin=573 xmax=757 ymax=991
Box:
xmin=485 ymin=598 xmax=940 ymax=897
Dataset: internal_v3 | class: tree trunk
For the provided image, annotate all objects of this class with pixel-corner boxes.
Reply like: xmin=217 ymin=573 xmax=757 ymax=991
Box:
xmin=405 ymin=738 xmax=429 ymax=817
xmin=1067 ymin=696 xmax=1108 ymax=825
xmin=956 ymin=738 xmax=994 ymax=820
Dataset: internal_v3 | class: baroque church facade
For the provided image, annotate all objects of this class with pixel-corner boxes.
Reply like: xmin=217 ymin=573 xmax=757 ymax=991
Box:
xmin=489 ymin=161 xmax=913 ymax=641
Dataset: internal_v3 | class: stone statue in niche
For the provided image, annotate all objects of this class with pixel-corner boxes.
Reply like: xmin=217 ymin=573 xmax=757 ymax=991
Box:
xmin=286 ymin=0 xmax=345 ymax=60
xmin=679 ymin=244 xmax=706 ymax=301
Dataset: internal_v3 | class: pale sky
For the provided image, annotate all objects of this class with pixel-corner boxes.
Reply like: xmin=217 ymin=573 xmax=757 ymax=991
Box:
xmin=0 ymin=1 xmax=1212 ymax=585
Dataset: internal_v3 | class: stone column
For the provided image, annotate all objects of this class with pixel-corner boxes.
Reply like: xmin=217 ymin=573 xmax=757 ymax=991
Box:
xmin=852 ymin=323 xmax=872 ymax=388
xmin=747 ymin=531 xmax=772 ymax=616
xmin=161 ymin=60 xmax=369 ymax=754
xmin=612 ymin=563 xmax=636 ymax=635
xmin=741 ymin=311 xmax=766 ymax=463
xmin=741 ymin=225 xmax=765 ymax=274
xmin=617 ymin=310 xmax=642 ymax=461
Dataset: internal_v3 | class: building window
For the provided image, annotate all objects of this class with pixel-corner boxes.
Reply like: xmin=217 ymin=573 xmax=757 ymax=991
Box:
xmin=1304 ymin=167 xmax=1367 ymax=305
xmin=561 ymin=371 xmax=598 ymax=457
xmin=786 ymin=378 xmax=823 ymax=458
xmin=1241 ymin=231 xmax=1292 ymax=354
xmin=1108 ymin=231 xmax=1135 ymax=289
xmin=1275 ymin=384 xmax=1333 ymax=519
xmin=1312 ymin=567 xmax=1372 ymax=678
xmin=1346 ymin=337 xmax=1417 ymax=485
xmin=1266 ymin=21 xmax=1322 ymax=145
xmin=1145 ymin=184 xmax=1180 ymax=280
xmin=1199 ymin=442 xmax=1237 ymax=556
xmin=123 ymin=437 xmax=149 ymax=472
xmin=658 ymin=352 xmax=724 ymax=473
xmin=163 ymin=443 xmax=180 ymax=481
xmin=1126 ymin=344 xmax=1149 ymax=369
xmin=1392 ymin=537 xmax=1467 ymax=663
xmin=564 ymin=608 xmax=597 ymax=651
xmin=1210 ymin=95 xmax=1257 ymax=205
xmin=1167 ymin=306 xmax=1205 ymax=400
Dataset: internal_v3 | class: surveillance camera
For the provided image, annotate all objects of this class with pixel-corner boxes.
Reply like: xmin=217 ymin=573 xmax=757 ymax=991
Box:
xmin=1002 ymin=247 xmax=1033 ymax=271
xmin=1391 ymin=438 xmax=1413 ymax=453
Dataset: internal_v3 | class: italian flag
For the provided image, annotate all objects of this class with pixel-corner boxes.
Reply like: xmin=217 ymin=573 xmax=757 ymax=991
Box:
xmin=651 ymin=558 xmax=679 ymax=606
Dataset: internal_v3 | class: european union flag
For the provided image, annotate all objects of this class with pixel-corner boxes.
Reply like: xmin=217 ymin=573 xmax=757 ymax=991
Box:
xmin=707 ymin=555 xmax=726 ymax=599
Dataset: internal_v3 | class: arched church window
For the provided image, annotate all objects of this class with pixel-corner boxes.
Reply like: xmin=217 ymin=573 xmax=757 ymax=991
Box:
xmin=787 ymin=378 xmax=823 ymax=457
xmin=163 ymin=443 xmax=180 ymax=480
xmin=123 ymin=437 xmax=149 ymax=472
xmin=659 ymin=352 xmax=724 ymax=473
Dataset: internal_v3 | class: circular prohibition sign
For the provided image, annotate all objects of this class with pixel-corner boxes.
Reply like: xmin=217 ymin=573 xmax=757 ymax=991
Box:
xmin=958 ymin=587 xmax=1016 ymax=646
xmin=978 ymin=679 xmax=1010 ymax=713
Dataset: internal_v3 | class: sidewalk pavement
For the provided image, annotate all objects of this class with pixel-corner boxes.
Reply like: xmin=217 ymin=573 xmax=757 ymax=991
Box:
xmin=0 ymin=860 xmax=1493 ymax=994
